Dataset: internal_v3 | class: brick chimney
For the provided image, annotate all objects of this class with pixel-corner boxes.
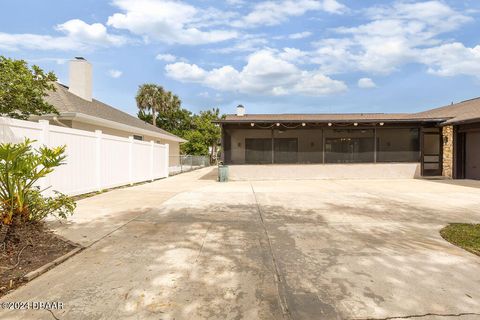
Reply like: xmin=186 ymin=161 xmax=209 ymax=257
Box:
xmin=68 ymin=57 xmax=92 ymax=101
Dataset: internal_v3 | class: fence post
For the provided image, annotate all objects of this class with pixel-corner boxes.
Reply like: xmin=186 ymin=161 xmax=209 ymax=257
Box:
xmin=38 ymin=120 xmax=50 ymax=146
xmin=165 ymin=143 xmax=169 ymax=177
xmin=38 ymin=120 xmax=51 ymax=195
xmin=128 ymin=136 xmax=134 ymax=185
xmin=95 ymin=130 xmax=102 ymax=191
xmin=150 ymin=140 xmax=155 ymax=181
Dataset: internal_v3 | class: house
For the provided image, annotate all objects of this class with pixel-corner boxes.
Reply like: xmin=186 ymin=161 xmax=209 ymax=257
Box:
xmin=216 ymin=102 xmax=480 ymax=180
xmin=32 ymin=57 xmax=186 ymax=164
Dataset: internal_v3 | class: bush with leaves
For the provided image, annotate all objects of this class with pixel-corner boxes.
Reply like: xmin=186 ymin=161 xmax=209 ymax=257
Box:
xmin=0 ymin=139 xmax=75 ymax=226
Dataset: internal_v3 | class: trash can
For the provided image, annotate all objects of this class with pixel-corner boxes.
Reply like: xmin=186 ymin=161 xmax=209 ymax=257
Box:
xmin=218 ymin=165 xmax=229 ymax=182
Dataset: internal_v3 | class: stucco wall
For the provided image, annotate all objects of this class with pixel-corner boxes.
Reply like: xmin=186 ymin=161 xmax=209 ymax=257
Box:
xmin=442 ymin=125 xmax=454 ymax=178
xmin=228 ymin=163 xmax=422 ymax=180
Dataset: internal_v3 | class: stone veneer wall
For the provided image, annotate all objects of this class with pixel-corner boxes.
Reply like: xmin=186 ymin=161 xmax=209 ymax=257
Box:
xmin=442 ymin=125 xmax=454 ymax=178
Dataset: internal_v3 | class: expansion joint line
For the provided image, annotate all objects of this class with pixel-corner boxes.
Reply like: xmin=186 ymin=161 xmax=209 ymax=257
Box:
xmin=194 ymin=222 xmax=213 ymax=265
xmin=250 ymin=184 xmax=292 ymax=320
xmin=351 ymin=312 xmax=480 ymax=320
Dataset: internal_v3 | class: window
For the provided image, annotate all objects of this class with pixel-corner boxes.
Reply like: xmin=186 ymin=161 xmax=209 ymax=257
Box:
xmin=376 ymin=128 xmax=420 ymax=162
xmin=133 ymin=135 xmax=143 ymax=141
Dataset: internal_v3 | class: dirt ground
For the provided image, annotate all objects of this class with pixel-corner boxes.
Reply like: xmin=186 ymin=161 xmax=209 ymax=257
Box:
xmin=0 ymin=222 xmax=76 ymax=297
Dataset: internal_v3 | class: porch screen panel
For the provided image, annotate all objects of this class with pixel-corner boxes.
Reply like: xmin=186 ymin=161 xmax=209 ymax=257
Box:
xmin=274 ymin=138 xmax=298 ymax=163
xmin=245 ymin=138 xmax=272 ymax=164
xmin=377 ymin=128 xmax=420 ymax=162
xmin=324 ymin=129 xmax=374 ymax=163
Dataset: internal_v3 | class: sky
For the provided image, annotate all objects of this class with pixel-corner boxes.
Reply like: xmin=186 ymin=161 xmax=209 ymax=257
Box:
xmin=1 ymin=0 xmax=480 ymax=117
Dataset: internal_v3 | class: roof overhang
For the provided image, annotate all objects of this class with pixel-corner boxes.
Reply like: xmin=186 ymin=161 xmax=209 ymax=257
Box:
xmin=216 ymin=118 xmax=448 ymax=124
xmin=442 ymin=117 xmax=480 ymax=126
xmin=33 ymin=112 xmax=187 ymax=143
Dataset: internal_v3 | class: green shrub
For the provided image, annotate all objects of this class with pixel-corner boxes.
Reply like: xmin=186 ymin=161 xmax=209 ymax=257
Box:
xmin=0 ymin=139 xmax=75 ymax=225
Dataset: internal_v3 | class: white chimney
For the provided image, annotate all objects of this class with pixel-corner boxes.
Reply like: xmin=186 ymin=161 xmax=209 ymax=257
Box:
xmin=68 ymin=57 xmax=92 ymax=101
xmin=236 ymin=104 xmax=245 ymax=116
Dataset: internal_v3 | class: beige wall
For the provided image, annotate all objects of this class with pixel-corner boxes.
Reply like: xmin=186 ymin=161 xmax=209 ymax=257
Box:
xmin=65 ymin=120 xmax=181 ymax=162
xmin=228 ymin=164 xmax=421 ymax=180
xmin=228 ymin=128 xmax=323 ymax=164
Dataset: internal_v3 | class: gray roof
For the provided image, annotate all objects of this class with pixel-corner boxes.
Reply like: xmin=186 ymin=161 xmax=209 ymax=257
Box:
xmin=413 ymin=97 xmax=480 ymax=125
xmin=219 ymin=97 xmax=480 ymax=125
xmin=45 ymin=83 xmax=185 ymax=141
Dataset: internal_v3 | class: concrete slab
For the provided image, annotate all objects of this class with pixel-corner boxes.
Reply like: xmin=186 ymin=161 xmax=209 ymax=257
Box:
xmin=251 ymin=180 xmax=480 ymax=319
xmin=1 ymin=172 xmax=480 ymax=320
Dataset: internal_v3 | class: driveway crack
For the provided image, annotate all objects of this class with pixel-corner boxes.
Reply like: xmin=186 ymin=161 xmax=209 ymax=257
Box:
xmin=250 ymin=184 xmax=292 ymax=320
xmin=351 ymin=312 xmax=480 ymax=320
xmin=193 ymin=222 xmax=213 ymax=265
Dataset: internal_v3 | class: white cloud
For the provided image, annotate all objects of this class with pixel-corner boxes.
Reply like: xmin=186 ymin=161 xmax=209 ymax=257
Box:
xmin=108 ymin=69 xmax=123 ymax=78
xmin=278 ymin=47 xmax=308 ymax=63
xmin=366 ymin=1 xmax=472 ymax=33
xmin=323 ymin=0 xmax=347 ymax=14
xmin=357 ymin=78 xmax=376 ymax=88
xmin=165 ymin=49 xmax=346 ymax=96
xmin=107 ymin=0 xmax=238 ymax=45
xmin=210 ymin=35 xmax=268 ymax=54
xmin=156 ymin=53 xmax=177 ymax=62
xmin=225 ymin=0 xmax=245 ymax=6
xmin=288 ymin=31 xmax=312 ymax=39
xmin=309 ymin=1 xmax=477 ymax=77
xmin=419 ymin=43 xmax=480 ymax=77
xmin=233 ymin=0 xmax=346 ymax=28
xmin=57 ymin=19 xmax=127 ymax=46
xmin=0 ymin=19 xmax=127 ymax=51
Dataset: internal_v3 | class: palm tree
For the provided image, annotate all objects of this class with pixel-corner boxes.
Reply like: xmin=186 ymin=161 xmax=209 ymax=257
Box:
xmin=171 ymin=94 xmax=182 ymax=110
xmin=135 ymin=84 xmax=164 ymax=126
xmin=161 ymin=90 xmax=173 ymax=116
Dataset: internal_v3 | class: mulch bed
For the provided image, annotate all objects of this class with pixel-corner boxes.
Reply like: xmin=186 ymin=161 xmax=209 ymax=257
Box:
xmin=0 ymin=222 xmax=76 ymax=297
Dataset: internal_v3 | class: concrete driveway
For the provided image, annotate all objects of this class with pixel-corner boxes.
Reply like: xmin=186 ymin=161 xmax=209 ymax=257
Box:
xmin=1 ymin=168 xmax=480 ymax=320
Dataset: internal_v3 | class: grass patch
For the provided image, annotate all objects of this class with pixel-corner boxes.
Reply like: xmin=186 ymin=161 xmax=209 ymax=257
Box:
xmin=440 ymin=224 xmax=480 ymax=256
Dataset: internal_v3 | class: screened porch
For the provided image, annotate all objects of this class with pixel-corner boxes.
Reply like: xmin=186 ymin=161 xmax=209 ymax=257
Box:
xmin=221 ymin=124 xmax=427 ymax=166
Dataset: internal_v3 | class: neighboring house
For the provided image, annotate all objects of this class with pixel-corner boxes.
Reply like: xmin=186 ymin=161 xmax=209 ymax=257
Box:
xmin=217 ymin=102 xmax=480 ymax=180
xmin=32 ymin=57 xmax=186 ymax=164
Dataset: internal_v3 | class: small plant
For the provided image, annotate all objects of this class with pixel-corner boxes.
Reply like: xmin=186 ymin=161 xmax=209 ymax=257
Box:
xmin=0 ymin=139 xmax=76 ymax=228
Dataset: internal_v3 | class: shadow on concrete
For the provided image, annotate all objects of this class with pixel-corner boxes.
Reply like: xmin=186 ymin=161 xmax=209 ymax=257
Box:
xmin=255 ymin=193 xmax=480 ymax=320
xmin=198 ymin=167 xmax=218 ymax=181
xmin=3 ymin=179 xmax=480 ymax=320
xmin=425 ymin=178 xmax=480 ymax=189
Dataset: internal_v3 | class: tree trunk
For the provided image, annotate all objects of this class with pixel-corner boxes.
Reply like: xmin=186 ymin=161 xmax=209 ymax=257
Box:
xmin=0 ymin=224 xmax=9 ymax=244
xmin=152 ymin=109 xmax=157 ymax=126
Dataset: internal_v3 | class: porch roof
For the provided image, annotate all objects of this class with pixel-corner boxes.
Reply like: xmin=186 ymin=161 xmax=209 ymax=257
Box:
xmin=218 ymin=96 xmax=480 ymax=126
xmin=217 ymin=113 xmax=448 ymax=124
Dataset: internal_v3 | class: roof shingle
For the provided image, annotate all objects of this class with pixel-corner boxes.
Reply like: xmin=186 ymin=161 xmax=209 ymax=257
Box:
xmin=45 ymin=83 xmax=184 ymax=141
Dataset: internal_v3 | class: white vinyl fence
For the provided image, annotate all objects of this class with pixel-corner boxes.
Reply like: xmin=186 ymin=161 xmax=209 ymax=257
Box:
xmin=0 ymin=117 xmax=169 ymax=196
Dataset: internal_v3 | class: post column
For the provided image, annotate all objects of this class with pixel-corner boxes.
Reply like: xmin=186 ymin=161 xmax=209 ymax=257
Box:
xmin=150 ymin=140 xmax=155 ymax=181
xmin=164 ymin=143 xmax=170 ymax=177
xmin=38 ymin=120 xmax=51 ymax=195
xmin=95 ymin=130 xmax=102 ymax=191
xmin=128 ymin=136 xmax=134 ymax=185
